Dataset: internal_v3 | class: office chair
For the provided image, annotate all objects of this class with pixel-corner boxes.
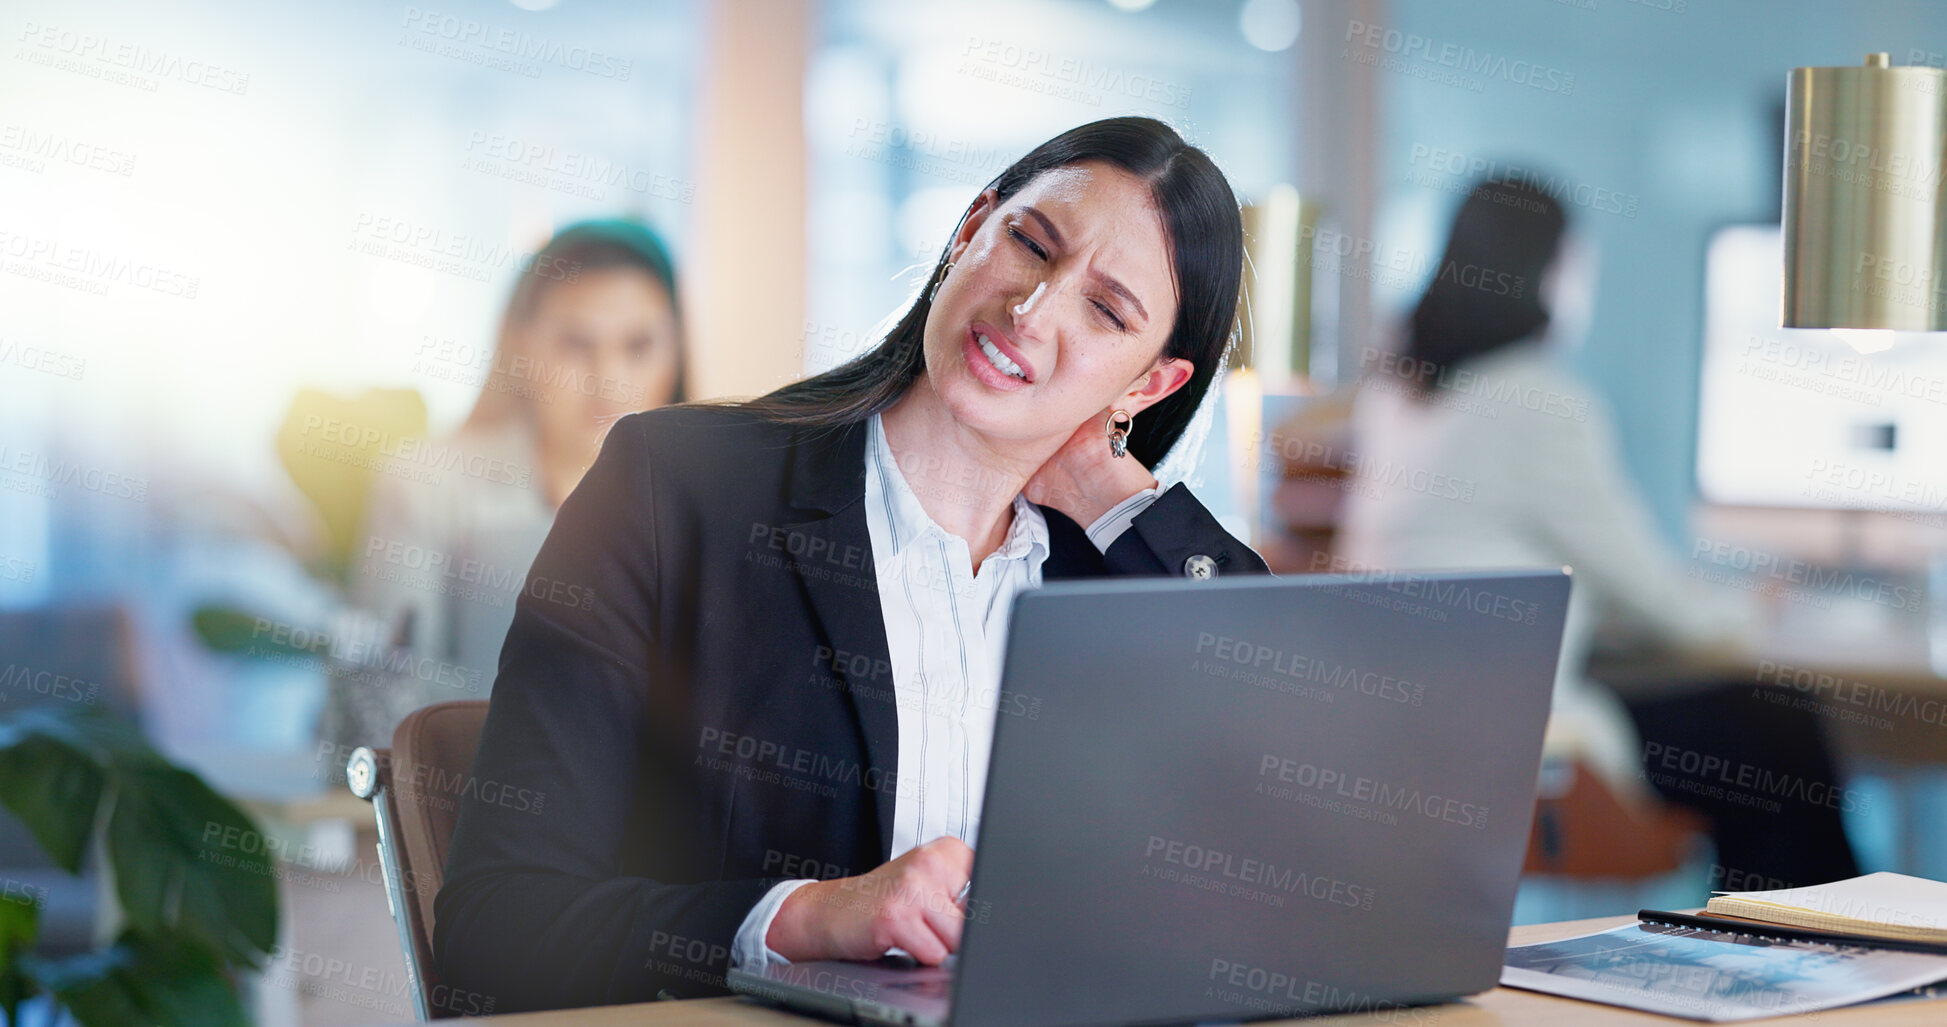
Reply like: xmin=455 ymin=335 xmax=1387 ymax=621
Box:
xmin=1524 ymin=759 xmax=1706 ymax=878
xmin=347 ymin=700 xmax=490 ymax=1021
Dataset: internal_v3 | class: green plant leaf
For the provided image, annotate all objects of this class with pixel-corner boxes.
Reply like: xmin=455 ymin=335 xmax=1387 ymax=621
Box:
xmin=191 ymin=605 xmax=268 ymax=654
xmin=28 ymin=932 xmax=249 ymax=1027
xmin=0 ymin=705 xmax=281 ymax=1024
xmin=0 ymin=715 xmax=107 ymax=872
xmin=192 ymin=604 xmax=317 ymax=658
xmin=109 ymin=761 xmax=279 ymax=968
xmin=0 ymin=888 xmax=42 ymax=1024
xmin=0 ymin=703 xmax=169 ymax=769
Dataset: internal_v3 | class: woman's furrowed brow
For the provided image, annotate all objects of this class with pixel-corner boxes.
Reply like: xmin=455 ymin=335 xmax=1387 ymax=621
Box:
xmin=1097 ymin=275 xmax=1148 ymax=325
xmin=1021 ymin=204 xmax=1150 ymax=325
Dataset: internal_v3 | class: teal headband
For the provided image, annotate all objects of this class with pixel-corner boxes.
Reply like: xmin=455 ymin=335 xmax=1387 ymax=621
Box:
xmin=540 ymin=218 xmax=679 ymax=303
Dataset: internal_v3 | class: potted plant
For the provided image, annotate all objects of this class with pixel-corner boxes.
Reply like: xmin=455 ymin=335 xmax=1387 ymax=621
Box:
xmin=0 ymin=704 xmax=277 ymax=1025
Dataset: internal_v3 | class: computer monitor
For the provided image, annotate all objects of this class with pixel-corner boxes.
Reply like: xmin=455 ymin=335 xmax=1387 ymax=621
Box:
xmin=1695 ymin=224 xmax=1947 ymax=520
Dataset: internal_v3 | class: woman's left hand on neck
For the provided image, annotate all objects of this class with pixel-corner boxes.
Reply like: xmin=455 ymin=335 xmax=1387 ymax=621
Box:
xmin=1022 ymin=412 xmax=1160 ymax=527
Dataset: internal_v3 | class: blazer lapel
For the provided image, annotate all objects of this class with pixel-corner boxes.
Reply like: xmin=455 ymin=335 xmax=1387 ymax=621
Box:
xmin=1036 ymin=503 xmax=1104 ymax=580
xmin=781 ymin=420 xmax=899 ymax=860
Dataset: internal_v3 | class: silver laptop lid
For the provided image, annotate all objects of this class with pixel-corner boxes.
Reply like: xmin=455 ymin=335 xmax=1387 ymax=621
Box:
xmin=951 ymin=569 xmax=1570 ymax=1027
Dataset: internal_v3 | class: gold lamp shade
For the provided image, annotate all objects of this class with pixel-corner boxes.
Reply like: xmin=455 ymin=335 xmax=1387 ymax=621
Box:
xmin=1783 ymin=53 xmax=1947 ymax=329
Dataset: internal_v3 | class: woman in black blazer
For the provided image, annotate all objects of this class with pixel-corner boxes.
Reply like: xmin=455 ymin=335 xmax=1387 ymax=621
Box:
xmin=434 ymin=116 xmax=1268 ymax=1013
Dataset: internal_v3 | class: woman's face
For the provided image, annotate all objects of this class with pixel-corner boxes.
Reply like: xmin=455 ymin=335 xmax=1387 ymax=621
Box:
xmin=921 ymin=161 xmax=1190 ymax=454
xmin=516 ymin=267 xmax=681 ymax=453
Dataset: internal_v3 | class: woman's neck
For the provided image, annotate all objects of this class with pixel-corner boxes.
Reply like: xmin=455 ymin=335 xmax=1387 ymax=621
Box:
xmin=880 ymin=381 xmax=1056 ymax=569
xmin=460 ymin=417 xmax=583 ymax=509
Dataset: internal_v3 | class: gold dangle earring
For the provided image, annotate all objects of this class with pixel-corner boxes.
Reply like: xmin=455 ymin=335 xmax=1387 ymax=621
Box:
xmin=1105 ymin=409 xmax=1133 ymax=459
xmin=929 ymin=260 xmax=956 ymax=302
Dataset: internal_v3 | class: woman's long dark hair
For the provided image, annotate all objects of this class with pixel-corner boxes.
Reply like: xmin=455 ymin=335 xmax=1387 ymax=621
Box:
xmin=740 ymin=116 xmax=1243 ymax=468
xmin=1400 ymin=179 xmax=1566 ymax=396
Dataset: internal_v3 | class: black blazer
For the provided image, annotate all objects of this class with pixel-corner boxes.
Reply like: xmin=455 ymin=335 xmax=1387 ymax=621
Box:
xmin=434 ymin=405 xmax=1267 ymax=1013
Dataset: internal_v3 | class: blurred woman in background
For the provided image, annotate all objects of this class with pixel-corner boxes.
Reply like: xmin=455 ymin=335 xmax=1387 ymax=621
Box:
xmin=317 ymin=219 xmax=687 ymax=750
xmin=1335 ymin=180 xmax=1858 ymax=888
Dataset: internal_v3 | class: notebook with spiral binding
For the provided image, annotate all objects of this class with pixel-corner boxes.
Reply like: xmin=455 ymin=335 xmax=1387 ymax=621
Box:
xmin=1703 ymin=872 xmax=1947 ymax=945
xmin=1499 ymin=909 xmax=1947 ymax=1021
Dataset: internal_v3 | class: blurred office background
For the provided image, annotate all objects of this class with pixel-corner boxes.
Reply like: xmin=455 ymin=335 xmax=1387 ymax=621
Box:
xmin=8 ymin=0 xmax=1947 ymax=1023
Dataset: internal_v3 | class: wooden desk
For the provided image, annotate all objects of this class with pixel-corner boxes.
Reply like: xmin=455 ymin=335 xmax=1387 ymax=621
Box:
xmin=373 ymin=914 xmax=1947 ymax=1026
xmin=1593 ymin=648 xmax=1947 ymax=762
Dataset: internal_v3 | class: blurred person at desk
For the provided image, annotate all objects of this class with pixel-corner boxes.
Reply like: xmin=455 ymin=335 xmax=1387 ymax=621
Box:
xmin=316 ymin=219 xmax=688 ymax=750
xmin=1334 ymin=180 xmax=1859 ymax=889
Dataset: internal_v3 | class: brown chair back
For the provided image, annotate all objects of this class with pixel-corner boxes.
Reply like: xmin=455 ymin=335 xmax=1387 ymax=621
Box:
xmin=1524 ymin=760 xmax=1707 ymax=879
xmin=349 ymin=700 xmax=490 ymax=1020
xmin=391 ymin=701 xmax=490 ymax=939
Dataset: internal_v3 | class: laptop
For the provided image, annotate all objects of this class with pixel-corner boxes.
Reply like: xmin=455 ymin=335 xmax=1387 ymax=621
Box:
xmin=730 ymin=568 xmax=1571 ymax=1027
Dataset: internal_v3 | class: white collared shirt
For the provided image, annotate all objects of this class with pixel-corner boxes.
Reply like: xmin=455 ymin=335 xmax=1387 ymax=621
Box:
xmin=864 ymin=411 xmax=1050 ymax=859
xmin=729 ymin=414 xmax=1159 ymax=968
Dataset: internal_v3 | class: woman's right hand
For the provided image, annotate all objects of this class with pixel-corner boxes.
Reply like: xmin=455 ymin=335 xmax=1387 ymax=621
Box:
xmin=764 ymin=836 xmax=973 ymax=964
